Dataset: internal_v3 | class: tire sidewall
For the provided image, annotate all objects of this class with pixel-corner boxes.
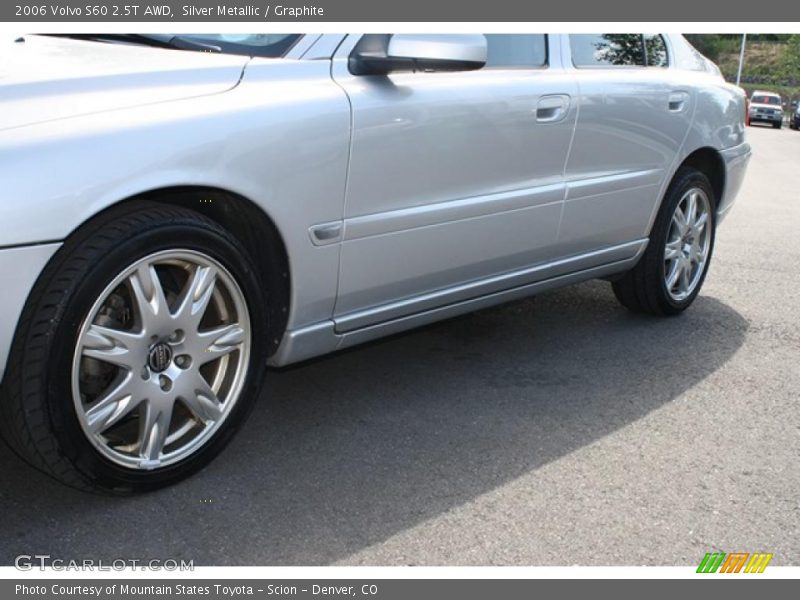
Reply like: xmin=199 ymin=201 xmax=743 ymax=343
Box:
xmin=44 ymin=216 xmax=268 ymax=493
xmin=652 ymin=169 xmax=717 ymax=314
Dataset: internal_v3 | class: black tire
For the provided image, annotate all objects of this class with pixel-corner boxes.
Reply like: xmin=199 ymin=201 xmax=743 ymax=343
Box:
xmin=611 ymin=167 xmax=717 ymax=316
xmin=773 ymin=121 xmax=782 ymax=129
xmin=0 ymin=202 xmax=269 ymax=494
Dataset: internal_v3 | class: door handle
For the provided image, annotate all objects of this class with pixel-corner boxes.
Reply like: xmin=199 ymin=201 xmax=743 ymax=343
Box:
xmin=668 ymin=91 xmax=690 ymax=112
xmin=536 ymin=94 xmax=570 ymax=123
xmin=308 ymin=221 xmax=343 ymax=246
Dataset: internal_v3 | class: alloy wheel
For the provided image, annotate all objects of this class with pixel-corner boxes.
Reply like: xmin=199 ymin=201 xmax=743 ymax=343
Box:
xmin=663 ymin=187 xmax=712 ymax=302
xmin=71 ymin=249 xmax=251 ymax=470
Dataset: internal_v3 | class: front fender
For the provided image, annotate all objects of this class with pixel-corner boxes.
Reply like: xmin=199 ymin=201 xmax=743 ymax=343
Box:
xmin=0 ymin=60 xmax=352 ymax=330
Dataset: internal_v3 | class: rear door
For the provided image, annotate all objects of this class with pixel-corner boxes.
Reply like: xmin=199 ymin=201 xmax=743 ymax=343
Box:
xmin=331 ymin=34 xmax=579 ymax=330
xmin=558 ymin=34 xmax=694 ymax=258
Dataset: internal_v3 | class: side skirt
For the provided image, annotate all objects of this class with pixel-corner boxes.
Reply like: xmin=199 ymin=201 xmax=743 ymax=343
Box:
xmin=269 ymin=239 xmax=648 ymax=367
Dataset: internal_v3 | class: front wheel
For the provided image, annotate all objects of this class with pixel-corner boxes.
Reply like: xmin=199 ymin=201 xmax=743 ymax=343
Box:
xmin=612 ymin=167 xmax=716 ymax=316
xmin=0 ymin=203 xmax=269 ymax=493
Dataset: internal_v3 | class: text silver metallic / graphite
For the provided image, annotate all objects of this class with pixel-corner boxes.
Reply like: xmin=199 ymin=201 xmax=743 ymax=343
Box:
xmin=181 ymin=5 xmax=325 ymax=17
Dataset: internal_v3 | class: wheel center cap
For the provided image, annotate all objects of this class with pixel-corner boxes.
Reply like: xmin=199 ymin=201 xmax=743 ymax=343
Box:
xmin=148 ymin=342 xmax=173 ymax=373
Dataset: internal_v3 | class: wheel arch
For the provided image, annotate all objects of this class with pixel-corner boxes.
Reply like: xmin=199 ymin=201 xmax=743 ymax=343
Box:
xmin=677 ymin=147 xmax=726 ymax=207
xmin=66 ymin=186 xmax=291 ymax=356
xmin=641 ymin=145 xmax=727 ymax=246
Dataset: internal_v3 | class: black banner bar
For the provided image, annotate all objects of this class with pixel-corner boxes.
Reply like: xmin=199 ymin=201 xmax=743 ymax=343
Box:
xmin=3 ymin=579 xmax=797 ymax=600
xmin=2 ymin=0 xmax=791 ymax=22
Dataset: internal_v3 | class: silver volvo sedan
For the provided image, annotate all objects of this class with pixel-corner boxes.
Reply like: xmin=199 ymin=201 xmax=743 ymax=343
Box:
xmin=0 ymin=33 xmax=751 ymax=492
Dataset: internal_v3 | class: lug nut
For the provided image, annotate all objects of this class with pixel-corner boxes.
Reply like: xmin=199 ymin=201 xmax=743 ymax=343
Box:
xmin=159 ymin=375 xmax=172 ymax=392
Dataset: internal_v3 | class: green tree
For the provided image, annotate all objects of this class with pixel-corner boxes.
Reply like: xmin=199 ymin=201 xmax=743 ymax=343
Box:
xmin=586 ymin=34 xmax=642 ymax=65
xmin=685 ymin=34 xmax=720 ymax=61
xmin=778 ymin=35 xmax=800 ymax=82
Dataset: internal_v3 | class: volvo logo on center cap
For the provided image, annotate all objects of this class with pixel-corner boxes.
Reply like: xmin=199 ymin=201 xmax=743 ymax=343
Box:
xmin=148 ymin=343 xmax=173 ymax=373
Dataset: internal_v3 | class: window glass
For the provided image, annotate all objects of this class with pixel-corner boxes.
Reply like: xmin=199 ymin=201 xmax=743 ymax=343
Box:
xmin=570 ymin=34 xmax=645 ymax=67
xmin=751 ymin=95 xmax=781 ymax=105
xmin=644 ymin=34 xmax=669 ymax=67
xmin=161 ymin=34 xmax=301 ymax=58
xmin=484 ymin=34 xmax=547 ymax=68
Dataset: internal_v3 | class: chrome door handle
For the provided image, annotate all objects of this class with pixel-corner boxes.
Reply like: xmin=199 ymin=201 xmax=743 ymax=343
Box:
xmin=536 ymin=94 xmax=570 ymax=123
xmin=669 ymin=91 xmax=690 ymax=112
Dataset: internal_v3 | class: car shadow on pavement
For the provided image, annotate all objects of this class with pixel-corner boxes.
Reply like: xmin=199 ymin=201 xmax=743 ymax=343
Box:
xmin=0 ymin=280 xmax=748 ymax=565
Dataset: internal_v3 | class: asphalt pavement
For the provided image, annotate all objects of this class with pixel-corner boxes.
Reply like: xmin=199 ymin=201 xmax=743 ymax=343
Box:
xmin=0 ymin=125 xmax=798 ymax=566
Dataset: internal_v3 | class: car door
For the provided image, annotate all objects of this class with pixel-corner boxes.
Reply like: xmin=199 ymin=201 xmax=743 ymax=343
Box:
xmin=330 ymin=34 xmax=579 ymax=331
xmin=557 ymin=34 xmax=694 ymax=258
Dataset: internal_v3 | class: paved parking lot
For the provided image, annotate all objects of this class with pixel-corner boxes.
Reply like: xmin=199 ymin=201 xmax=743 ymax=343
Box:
xmin=1 ymin=125 xmax=798 ymax=566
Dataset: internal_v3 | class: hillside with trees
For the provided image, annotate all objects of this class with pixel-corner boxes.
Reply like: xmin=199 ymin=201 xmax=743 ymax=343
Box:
xmin=684 ymin=34 xmax=800 ymax=102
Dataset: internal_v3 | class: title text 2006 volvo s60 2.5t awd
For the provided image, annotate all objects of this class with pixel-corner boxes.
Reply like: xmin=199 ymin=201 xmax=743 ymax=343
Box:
xmin=0 ymin=33 xmax=751 ymax=493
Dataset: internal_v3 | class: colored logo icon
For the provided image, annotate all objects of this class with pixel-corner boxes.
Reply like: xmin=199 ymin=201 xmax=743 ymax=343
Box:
xmin=697 ymin=552 xmax=773 ymax=573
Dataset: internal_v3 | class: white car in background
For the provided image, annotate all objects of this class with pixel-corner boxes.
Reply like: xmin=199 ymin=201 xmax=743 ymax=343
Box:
xmin=0 ymin=33 xmax=751 ymax=493
xmin=749 ymin=90 xmax=784 ymax=128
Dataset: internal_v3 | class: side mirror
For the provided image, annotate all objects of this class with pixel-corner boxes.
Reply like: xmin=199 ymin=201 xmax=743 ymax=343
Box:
xmin=350 ymin=34 xmax=487 ymax=76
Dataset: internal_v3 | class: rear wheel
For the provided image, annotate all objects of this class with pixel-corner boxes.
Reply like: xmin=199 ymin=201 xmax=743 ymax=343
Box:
xmin=0 ymin=203 xmax=269 ymax=493
xmin=612 ymin=167 xmax=716 ymax=316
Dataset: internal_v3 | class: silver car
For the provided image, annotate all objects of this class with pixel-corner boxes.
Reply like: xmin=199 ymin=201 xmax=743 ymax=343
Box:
xmin=0 ymin=33 xmax=751 ymax=492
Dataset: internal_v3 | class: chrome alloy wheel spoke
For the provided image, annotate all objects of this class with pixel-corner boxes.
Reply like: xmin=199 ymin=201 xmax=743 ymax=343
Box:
xmin=72 ymin=250 xmax=251 ymax=471
xmin=663 ymin=187 xmax=712 ymax=302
